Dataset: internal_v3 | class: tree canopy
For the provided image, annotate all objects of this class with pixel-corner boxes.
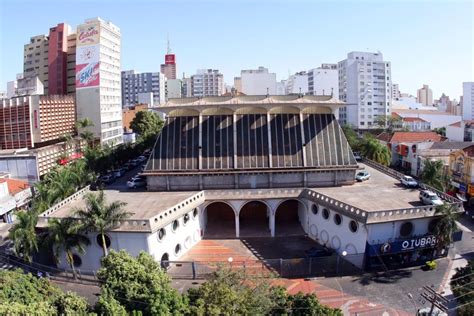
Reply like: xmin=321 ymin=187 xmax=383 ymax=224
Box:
xmin=420 ymin=159 xmax=449 ymax=191
xmin=451 ymin=259 xmax=474 ymax=316
xmin=130 ymin=111 xmax=164 ymax=137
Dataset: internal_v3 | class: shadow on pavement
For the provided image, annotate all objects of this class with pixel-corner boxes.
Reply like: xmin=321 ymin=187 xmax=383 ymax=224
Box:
xmin=352 ymin=268 xmax=413 ymax=286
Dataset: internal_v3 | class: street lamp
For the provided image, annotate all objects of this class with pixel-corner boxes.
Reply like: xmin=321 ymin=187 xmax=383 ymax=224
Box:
xmin=336 ymin=251 xmax=348 ymax=275
xmin=228 ymin=257 xmax=233 ymax=268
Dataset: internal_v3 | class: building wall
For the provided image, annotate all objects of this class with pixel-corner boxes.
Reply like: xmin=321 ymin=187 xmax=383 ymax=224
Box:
xmin=191 ymin=69 xmax=224 ymax=97
xmin=0 ymin=97 xmax=33 ymax=149
xmin=338 ymin=52 xmax=392 ymax=129
xmin=462 ymin=82 xmax=474 ymax=120
xmin=121 ymin=71 xmax=165 ymax=106
xmin=23 ymin=35 xmax=49 ymax=94
xmin=122 ymin=104 xmax=147 ymax=131
xmin=240 ymin=67 xmax=277 ymax=95
xmin=66 ymin=33 xmax=76 ymax=94
xmin=286 ymin=72 xmax=308 ymax=95
xmin=307 ymin=65 xmax=338 ymax=96
xmin=446 ymin=125 xmax=465 ymax=141
xmin=48 ymin=23 xmax=70 ymax=95
xmin=0 ymin=155 xmax=39 ymax=183
xmin=166 ymin=79 xmax=182 ymax=99
xmin=417 ymin=85 xmax=433 ymax=106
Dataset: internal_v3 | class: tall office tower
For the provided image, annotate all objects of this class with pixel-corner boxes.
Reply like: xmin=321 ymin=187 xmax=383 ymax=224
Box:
xmin=121 ymin=70 xmax=166 ymax=106
xmin=240 ymin=66 xmax=277 ymax=95
xmin=417 ymin=84 xmax=433 ymax=106
xmin=75 ymin=18 xmax=123 ymax=146
xmin=191 ymin=69 xmax=224 ymax=97
xmin=48 ymin=23 xmax=71 ymax=95
xmin=307 ymin=64 xmax=338 ymax=96
xmin=286 ymin=71 xmax=308 ymax=95
xmin=392 ymin=83 xmax=400 ymax=100
xmin=462 ymin=82 xmax=474 ymax=120
xmin=23 ymin=35 xmax=49 ymax=94
xmin=338 ymin=51 xmax=392 ymax=129
xmin=182 ymin=77 xmax=193 ymax=97
xmin=160 ymin=39 xmax=177 ymax=80
xmin=66 ymin=33 xmax=77 ymax=94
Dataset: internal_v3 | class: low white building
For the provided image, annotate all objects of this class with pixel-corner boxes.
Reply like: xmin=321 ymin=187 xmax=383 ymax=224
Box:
xmin=240 ymin=66 xmax=277 ymax=95
xmin=446 ymin=120 xmax=474 ymax=142
xmin=286 ymin=72 xmax=308 ymax=95
xmin=307 ymin=64 xmax=338 ymax=96
xmin=393 ymin=109 xmax=462 ymax=129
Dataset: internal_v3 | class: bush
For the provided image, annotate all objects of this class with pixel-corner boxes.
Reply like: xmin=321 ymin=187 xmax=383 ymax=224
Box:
xmin=425 ymin=260 xmax=437 ymax=270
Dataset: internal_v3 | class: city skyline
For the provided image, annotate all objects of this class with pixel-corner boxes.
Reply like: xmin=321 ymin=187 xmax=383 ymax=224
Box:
xmin=0 ymin=0 xmax=472 ymax=98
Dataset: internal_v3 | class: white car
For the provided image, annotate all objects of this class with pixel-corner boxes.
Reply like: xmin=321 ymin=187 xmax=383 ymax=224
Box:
xmin=401 ymin=176 xmax=418 ymax=188
xmin=355 ymin=170 xmax=370 ymax=182
xmin=127 ymin=178 xmax=146 ymax=189
xmin=419 ymin=190 xmax=443 ymax=206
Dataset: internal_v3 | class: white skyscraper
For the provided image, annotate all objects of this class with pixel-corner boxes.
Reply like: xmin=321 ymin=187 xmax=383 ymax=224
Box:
xmin=338 ymin=51 xmax=392 ymax=129
xmin=286 ymin=71 xmax=308 ymax=95
xmin=462 ymin=82 xmax=474 ymax=120
xmin=191 ymin=69 xmax=224 ymax=97
xmin=307 ymin=64 xmax=338 ymax=96
xmin=240 ymin=66 xmax=277 ymax=95
xmin=75 ymin=18 xmax=123 ymax=146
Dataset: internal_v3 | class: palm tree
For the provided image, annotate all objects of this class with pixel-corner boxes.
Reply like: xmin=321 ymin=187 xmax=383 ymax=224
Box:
xmin=48 ymin=167 xmax=78 ymax=204
xmin=74 ymin=191 xmax=131 ymax=257
xmin=9 ymin=210 xmax=39 ymax=263
xmin=31 ymin=181 xmax=53 ymax=214
xmin=434 ymin=204 xmax=459 ymax=251
xmin=362 ymin=138 xmax=391 ymax=166
xmin=76 ymin=118 xmax=94 ymax=130
xmin=45 ymin=217 xmax=90 ymax=279
xmin=420 ymin=159 xmax=447 ymax=191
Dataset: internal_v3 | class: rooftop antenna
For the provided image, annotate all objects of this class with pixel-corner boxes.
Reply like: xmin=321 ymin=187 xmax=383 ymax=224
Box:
xmin=167 ymin=33 xmax=172 ymax=54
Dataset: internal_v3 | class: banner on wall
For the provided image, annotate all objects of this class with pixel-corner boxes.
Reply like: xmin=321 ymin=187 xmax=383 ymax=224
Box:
xmin=77 ymin=23 xmax=100 ymax=47
xmin=76 ymin=45 xmax=100 ymax=64
xmin=76 ymin=62 xmax=100 ymax=89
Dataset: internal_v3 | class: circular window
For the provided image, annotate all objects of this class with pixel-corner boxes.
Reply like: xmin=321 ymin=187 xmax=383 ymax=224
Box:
xmin=174 ymin=244 xmax=181 ymax=255
xmin=322 ymin=208 xmax=330 ymax=220
xmin=72 ymin=254 xmax=82 ymax=267
xmin=96 ymin=234 xmax=111 ymax=249
xmin=161 ymin=253 xmax=169 ymax=269
xmin=192 ymin=208 xmax=198 ymax=218
xmin=158 ymin=228 xmax=166 ymax=241
xmin=311 ymin=204 xmax=318 ymax=215
xmin=349 ymin=220 xmax=358 ymax=233
xmin=183 ymin=214 xmax=190 ymax=225
xmin=400 ymin=222 xmax=413 ymax=237
xmin=334 ymin=213 xmax=342 ymax=225
xmin=428 ymin=219 xmax=439 ymax=233
xmin=184 ymin=236 xmax=192 ymax=249
xmin=172 ymin=220 xmax=179 ymax=232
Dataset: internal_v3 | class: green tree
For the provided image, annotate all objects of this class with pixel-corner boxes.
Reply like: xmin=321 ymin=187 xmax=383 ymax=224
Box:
xmin=434 ymin=204 xmax=460 ymax=250
xmin=74 ymin=191 xmax=131 ymax=257
xmin=433 ymin=127 xmax=446 ymax=137
xmin=95 ymin=288 xmax=128 ymax=315
xmin=48 ymin=166 xmax=79 ymax=204
xmin=77 ymin=118 xmax=95 ymax=147
xmin=9 ymin=210 xmax=39 ymax=263
xmin=45 ymin=218 xmax=90 ymax=279
xmin=420 ymin=159 xmax=448 ymax=191
xmin=341 ymin=124 xmax=361 ymax=151
xmin=374 ymin=115 xmax=402 ymax=132
xmin=451 ymin=259 xmax=474 ymax=316
xmin=0 ymin=269 xmax=89 ymax=315
xmin=130 ymin=110 xmax=164 ymax=137
xmin=97 ymin=250 xmax=187 ymax=315
xmin=361 ymin=137 xmax=391 ymax=166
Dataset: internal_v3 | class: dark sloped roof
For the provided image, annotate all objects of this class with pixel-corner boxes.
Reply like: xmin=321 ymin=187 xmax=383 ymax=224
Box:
xmin=430 ymin=142 xmax=474 ymax=150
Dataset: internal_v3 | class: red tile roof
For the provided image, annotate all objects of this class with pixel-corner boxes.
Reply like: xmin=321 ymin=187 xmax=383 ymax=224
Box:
xmin=377 ymin=131 xmax=443 ymax=143
xmin=0 ymin=178 xmax=30 ymax=195
xmin=402 ymin=117 xmax=427 ymax=122
xmin=449 ymin=121 xmax=462 ymax=127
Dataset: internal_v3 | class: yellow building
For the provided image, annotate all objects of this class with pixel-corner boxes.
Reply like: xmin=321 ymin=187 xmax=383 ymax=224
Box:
xmin=449 ymin=145 xmax=474 ymax=196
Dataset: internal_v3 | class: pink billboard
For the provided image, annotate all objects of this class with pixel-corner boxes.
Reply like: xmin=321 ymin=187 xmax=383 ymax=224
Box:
xmin=76 ymin=62 xmax=100 ymax=89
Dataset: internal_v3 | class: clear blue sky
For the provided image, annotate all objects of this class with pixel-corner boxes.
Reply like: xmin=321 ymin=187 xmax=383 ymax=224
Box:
xmin=1 ymin=0 xmax=472 ymax=98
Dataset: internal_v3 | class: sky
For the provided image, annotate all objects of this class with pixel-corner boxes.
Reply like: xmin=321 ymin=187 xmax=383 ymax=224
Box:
xmin=0 ymin=0 xmax=473 ymax=99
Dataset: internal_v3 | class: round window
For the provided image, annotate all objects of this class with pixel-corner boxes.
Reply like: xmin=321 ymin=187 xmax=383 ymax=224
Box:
xmin=311 ymin=204 xmax=318 ymax=215
xmin=349 ymin=220 xmax=358 ymax=233
xmin=334 ymin=213 xmax=342 ymax=225
xmin=322 ymin=208 xmax=330 ymax=220
xmin=183 ymin=214 xmax=190 ymax=225
xmin=174 ymin=244 xmax=181 ymax=255
xmin=158 ymin=228 xmax=166 ymax=241
xmin=400 ymin=222 xmax=413 ymax=237
xmin=192 ymin=208 xmax=198 ymax=218
xmin=428 ymin=219 xmax=439 ymax=233
xmin=72 ymin=254 xmax=82 ymax=267
xmin=96 ymin=234 xmax=111 ymax=249
xmin=172 ymin=220 xmax=179 ymax=232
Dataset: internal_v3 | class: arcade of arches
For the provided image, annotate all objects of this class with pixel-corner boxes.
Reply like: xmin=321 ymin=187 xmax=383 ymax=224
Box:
xmin=203 ymin=199 xmax=305 ymax=238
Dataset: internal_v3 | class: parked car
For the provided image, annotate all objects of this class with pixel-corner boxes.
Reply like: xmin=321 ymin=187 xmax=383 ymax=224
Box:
xmin=353 ymin=152 xmax=362 ymax=161
xmin=137 ymin=155 xmax=147 ymax=162
xmin=355 ymin=170 xmax=370 ymax=182
xmin=304 ymin=246 xmax=333 ymax=258
xmin=130 ymin=159 xmax=141 ymax=167
xmin=401 ymin=175 xmax=418 ymax=188
xmin=419 ymin=190 xmax=443 ymax=206
xmin=127 ymin=178 xmax=146 ymax=189
xmin=113 ymin=168 xmax=126 ymax=178
xmin=131 ymin=174 xmax=145 ymax=181
xmin=140 ymin=164 xmax=146 ymax=172
xmin=98 ymin=174 xmax=115 ymax=184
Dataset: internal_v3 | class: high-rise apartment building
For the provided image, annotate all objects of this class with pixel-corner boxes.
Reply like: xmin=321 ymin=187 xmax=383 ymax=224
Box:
xmin=417 ymin=84 xmax=433 ymax=106
xmin=233 ymin=77 xmax=242 ymax=93
xmin=23 ymin=35 xmax=49 ymax=94
xmin=338 ymin=51 xmax=392 ymax=129
xmin=0 ymin=95 xmax=76 ymax=149
xmin=240 ymin=66 xmax=276 ymax=95
xmin=75 ymin=18 xmax=123 ymax=146
xmin=191 ymin=69 xmax=224 ymax=97
xmin=182 ymin=77 xmax=193 ymax=97
xmin=121 ymin=70 xmax=165 ymax=106
xmin=307 ymin=64 xmax=338 ymax=96
xmin=286 ymin=71 xmax=308 ymax=95
xmin=392 ymin=83 xmax=400 ymax=100
xmin=166 ymin=79 xmax=182 ymax=99
xmin=462 ymin=82 xmax=474 ymax=120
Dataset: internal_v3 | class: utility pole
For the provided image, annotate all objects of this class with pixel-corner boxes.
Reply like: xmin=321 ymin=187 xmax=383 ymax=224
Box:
xmin=420 ymin=285 xmax=448 ymax=315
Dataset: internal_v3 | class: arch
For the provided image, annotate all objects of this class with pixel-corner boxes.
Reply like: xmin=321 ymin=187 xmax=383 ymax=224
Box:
xmin=268 ymin=105 xmax=300 ymax=114
xmin=301 ymin=106 xmax=333 ymax=114
xmin=274 ymin=199 xmax=306 ymax=236
xmin=239 ymin=200 xmax=270 ymax=237
xmin=201 ymin=107 xmax=234 ymax=116
xmin=203 ymin=201 xmax=236 ymax=238
xmin=167 ymin=109 xmax=200 ymax=117
xmin=234 ymin=106 xmax=267 ymax=115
